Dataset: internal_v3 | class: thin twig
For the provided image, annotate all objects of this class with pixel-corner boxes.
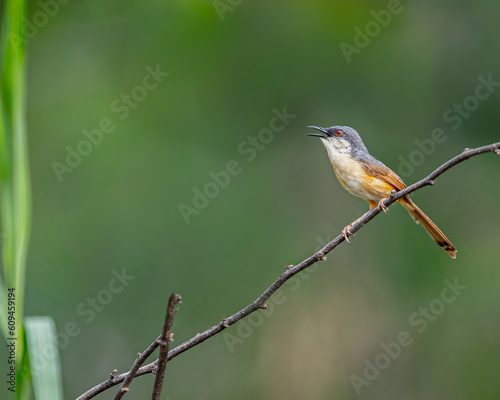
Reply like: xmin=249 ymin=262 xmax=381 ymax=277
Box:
xmin=112 ymin=293 xmax=181 ymax=400
xmin=112 ymin=340 xmax=161 ymax=399
xmin=151 ymin=293 xmax=182 ymax=400
xmin=76 ymin=141 xmax=500 ymax=400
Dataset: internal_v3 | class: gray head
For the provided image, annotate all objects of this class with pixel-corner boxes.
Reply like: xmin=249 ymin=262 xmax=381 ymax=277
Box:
xmin=306 ymin=125 xmax=370 ymax=159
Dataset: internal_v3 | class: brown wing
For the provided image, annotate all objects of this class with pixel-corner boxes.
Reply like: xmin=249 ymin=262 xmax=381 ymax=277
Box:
xmin=361 ymin=162 xmax=406 ymax=191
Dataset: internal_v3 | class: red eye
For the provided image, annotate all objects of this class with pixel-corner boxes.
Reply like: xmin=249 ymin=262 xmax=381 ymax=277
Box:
xmin=334 ymin=130 xmax=343 ymax=136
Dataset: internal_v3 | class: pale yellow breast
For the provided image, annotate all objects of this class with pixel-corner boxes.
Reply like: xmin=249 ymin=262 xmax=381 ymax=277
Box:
xmin=329 ymin=153 xmax=392 ymax=201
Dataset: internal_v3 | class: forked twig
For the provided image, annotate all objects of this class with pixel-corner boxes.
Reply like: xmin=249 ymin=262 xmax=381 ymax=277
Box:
xmin=111 ymin=293 xmax=181 ymax=400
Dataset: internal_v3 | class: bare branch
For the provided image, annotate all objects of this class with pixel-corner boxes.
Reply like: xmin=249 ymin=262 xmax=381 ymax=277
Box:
xmin=151 ymin=293 xmax=182 ymax=400
xmin=76 ymin=141 xmax=500 ymax=400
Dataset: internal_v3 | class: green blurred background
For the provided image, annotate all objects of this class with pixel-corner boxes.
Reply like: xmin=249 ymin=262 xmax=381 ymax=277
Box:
xmin=2 ymin=0 xmax=500 ymax=398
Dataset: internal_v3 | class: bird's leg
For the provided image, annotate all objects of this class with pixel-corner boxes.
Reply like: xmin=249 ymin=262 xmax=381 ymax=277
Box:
xmin=342 ymin=224 xmax=353 ymax=244
xmin=342 ymin=198 xmax=387 ymax=244
xmin=342 ymin=211 xmax=371 ymax=244
xmin=377 ymin=198 xmax=389 ymax=213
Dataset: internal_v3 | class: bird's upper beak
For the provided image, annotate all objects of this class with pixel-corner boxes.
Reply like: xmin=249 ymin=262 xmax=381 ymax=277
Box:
xmin=306 ymin=125 xmax=328 ymax=138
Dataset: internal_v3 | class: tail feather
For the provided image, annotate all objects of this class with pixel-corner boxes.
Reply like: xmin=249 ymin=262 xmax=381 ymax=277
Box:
xmin=399 ymin=197 xmax=457 ymax=259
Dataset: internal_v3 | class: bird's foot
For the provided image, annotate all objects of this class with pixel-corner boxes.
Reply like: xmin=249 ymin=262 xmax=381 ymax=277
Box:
xmin=377 ymin=198 xmax=389 ymax=213
xmin=342 ymin=225 xmax=354 ymax=244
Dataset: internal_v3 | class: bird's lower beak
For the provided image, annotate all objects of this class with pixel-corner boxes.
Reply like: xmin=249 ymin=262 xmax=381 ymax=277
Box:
xmin=306 ymin=125 xmax=328 ymax=138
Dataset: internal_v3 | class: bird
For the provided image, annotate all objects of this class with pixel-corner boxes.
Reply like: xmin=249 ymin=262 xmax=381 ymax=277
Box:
xmin=307 ymin=125 xmax=457 ymax=259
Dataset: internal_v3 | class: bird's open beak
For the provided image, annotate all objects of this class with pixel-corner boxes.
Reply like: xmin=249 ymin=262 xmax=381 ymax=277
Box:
xmin=306 ymin=125 xmax=328 ymax=138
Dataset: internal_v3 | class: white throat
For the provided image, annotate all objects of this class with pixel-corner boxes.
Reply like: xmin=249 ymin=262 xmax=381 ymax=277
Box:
xmin=320 ymin=137 xmax=351 ymax=164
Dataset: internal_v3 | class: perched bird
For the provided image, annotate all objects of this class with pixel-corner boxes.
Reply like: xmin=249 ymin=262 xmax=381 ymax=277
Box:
xmin=307 ymin=125 xmax=457 ymax=258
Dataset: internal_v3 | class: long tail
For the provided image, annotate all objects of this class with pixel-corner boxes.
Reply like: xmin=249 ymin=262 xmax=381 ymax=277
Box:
xmin=399 ymin=197 xmax=457 ymax=259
